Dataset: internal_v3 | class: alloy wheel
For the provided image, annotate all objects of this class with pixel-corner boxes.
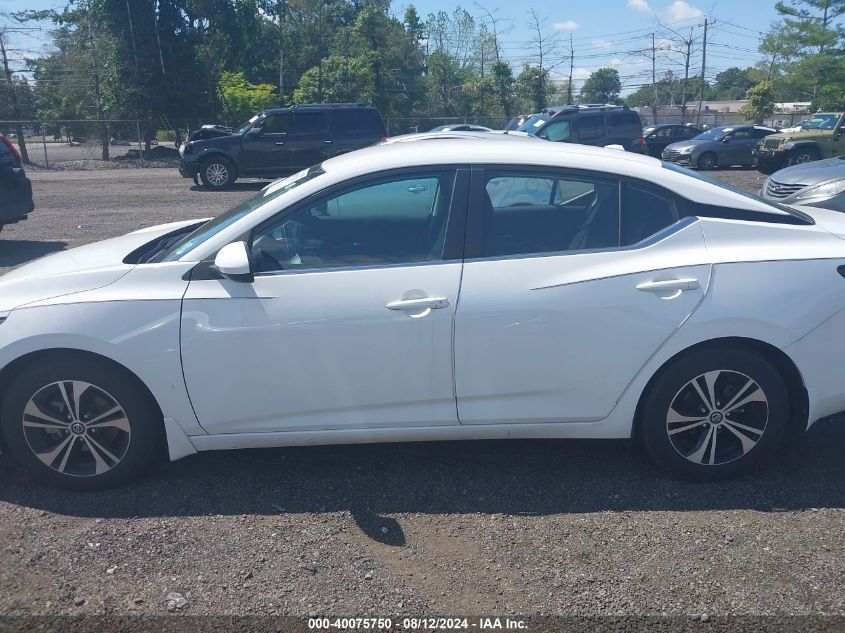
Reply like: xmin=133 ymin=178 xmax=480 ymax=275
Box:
xmin=21 ymin=380 xmax=131 ymax=477
xmin=205 ymin=163 xmax=229 ymax=187
xmin=793 ymin=152 xmax=815 ymax=164
xmin=665 ymin=370 xmax=768 ymax=466
xmin=699 ymin=154 xmax=716 ymax=170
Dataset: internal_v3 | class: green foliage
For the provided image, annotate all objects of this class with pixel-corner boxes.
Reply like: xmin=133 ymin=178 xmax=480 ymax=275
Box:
xmin=218 ymin=71 xmax=277 ymax=121
xmin=580 ymin=68 xmax=622 ymax=105
xmin=740 ymin=81 xmax=777 ymax=123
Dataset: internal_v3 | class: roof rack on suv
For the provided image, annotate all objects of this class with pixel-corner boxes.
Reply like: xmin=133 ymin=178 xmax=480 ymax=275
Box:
xmin=289 ymin=103 xmax=369 ymax=109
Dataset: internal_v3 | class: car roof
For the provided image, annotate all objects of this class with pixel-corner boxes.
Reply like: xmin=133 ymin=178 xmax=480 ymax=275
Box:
xmin=262 ymin=103 xmax=375 ymax=114
xmin=317 ymin=137 xmax=789 ymax=215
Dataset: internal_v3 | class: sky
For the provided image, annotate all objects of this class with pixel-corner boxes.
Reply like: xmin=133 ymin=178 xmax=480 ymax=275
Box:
xmin=0 ymin=0 xmax=785 ymax=95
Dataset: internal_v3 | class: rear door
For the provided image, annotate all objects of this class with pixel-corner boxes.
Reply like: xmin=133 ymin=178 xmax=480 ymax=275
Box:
xmin=286 ymin=111 xmax=332 ymax=171
xmin=574 ymin=115 xmax=606 ymax=146
xmin=454 ymin=167 xmax=711 ymax=424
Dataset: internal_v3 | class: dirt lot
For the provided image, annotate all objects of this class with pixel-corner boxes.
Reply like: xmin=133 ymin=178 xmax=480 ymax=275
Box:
xmin=0 ymin=166 xmax=842 ymax=624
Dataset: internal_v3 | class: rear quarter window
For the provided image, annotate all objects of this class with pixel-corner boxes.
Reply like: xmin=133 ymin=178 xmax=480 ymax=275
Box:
xmin=332 ymin=109 xmax=386 ymax=137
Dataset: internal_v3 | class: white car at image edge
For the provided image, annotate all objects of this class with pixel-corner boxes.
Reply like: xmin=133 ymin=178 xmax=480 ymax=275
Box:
xmin=1 ymin=139 xmax=845 ymax=489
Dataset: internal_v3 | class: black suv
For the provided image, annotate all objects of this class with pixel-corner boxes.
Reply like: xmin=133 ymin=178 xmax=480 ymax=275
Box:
xmin=513 ymin=105 xmax=647 ymax=153
xmin=0 ymin=133 xmax=34 ymax=233
xmin=179 ymin=104 xmax=388 ymax=189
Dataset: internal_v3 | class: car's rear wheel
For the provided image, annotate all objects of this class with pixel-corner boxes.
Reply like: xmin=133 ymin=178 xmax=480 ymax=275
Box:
xmin=697 ymin=152 xmax=717 ymax=170
xmin=788 ymin=148 xmax=820 ymax=166
xmin=639 ymin=347 xmax=789 ymax=480
xmin=200 ymin=157 xmax=236 ymax=190
xmin=0 ymin=357 xmax=162 ymax=489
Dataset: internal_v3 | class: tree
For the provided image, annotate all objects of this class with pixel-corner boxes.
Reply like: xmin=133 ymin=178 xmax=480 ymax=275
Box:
xmin=515 ymin=65 xmax=555 ymax=113
xmin=712 ymin=67 xmax=755 ymax=101
xmin=580 ymin=68 xmax=621 ymax=104
xmin=740 ymin=81 xmax=777 ymax=124
xmin=218 ymin=71 xmax=276 ymax=122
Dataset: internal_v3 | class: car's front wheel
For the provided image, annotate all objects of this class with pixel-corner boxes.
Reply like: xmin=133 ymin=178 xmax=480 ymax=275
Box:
xmin=0 ymin=356 xmax=162 ymax=489
xmin=639 ymin=346 xmax=789 ymax=480
xmin=696 ymin=152 xmax=717 ymax=170
xmin=199 ymin=157 xmax=236 ymax=190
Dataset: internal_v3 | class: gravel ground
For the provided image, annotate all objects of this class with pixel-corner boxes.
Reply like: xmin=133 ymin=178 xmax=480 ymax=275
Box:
xmin=0 ymin=166 xmax=842 ymax=626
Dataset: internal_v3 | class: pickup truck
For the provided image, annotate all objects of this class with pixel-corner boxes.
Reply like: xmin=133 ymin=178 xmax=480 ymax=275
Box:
xmin=755 ymin=112 xmax=845 ymax=174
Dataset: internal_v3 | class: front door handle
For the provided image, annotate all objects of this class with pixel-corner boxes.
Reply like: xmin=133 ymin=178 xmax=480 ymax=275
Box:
xmin=386 ymin=297 xmax=449 ymax=311
xmin=636 ymin=278 xmax=700 ymax=292
xmin=323 ymin=139 xmax=333 ymax=144
xmin=275 ymin=141 xmax=286 ymax=146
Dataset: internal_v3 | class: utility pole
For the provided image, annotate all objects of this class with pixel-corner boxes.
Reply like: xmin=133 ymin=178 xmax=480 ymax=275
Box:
xmin=567 ymin=33 xmax=574 ymax=104
xmin=696 ymin=18 xmax=708 ymax=126
xmin=0 ymin=28 xmax=29 ymax=164
xmin=680 ymin=28 xmax=693 ymax=124
xmin=651 ymin=33 xmax=657 ymax=124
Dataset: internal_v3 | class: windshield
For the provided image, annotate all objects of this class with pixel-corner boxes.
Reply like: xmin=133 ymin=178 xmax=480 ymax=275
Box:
xmin=693 ymin=127 xmax=732 ymax=141
xmin=154 ymin=166 xmax=325 ymax=262
xmin=661 ymin=162 xmax=810 ymax=221
xmin=517 ymin=114 xmax=549 ymax=133
xmin=234 ymin=114 xmax=261 ymax=135
xmin=804 ymin=114 xmax=840 ymax=130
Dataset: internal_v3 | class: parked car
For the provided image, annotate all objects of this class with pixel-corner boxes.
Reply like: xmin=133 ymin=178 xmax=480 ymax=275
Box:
xmin=429 ymin=124 xmax=493 ymax=132
xmin=186 ymin=124 xmax=235 ymax=142
xmin=662 ymin=125 xmax=776 ymax=170
xmin=0 ymin=133 xmax=34 ymax=233
xmin=178 ymin=103 xmax=388 ymax=189
xmin=382 ymin=131 xmax=537 ymax=144
xmin=3 ymin=138 xmax=845 ymax=488
xmin=755 ymin=112 xmax=845 ymax=175
xmin=642 ymin=124 xmax=701 ymax=158
xmin=504 ymin=115 xmax=530 ymax=131
xmin=760 ymin=155 xmax=845 ymax=212
xmin=513 ymin=105 xmax=647 ymax=153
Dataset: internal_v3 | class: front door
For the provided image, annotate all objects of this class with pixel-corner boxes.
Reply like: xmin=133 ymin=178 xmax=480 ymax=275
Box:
xmin=240 ymin=112 xmax=291 ymax=176
xmin=454 ymin=168 xmax=711 ymax=424
xmin=180 ymin=169 xmax=468 ymax=434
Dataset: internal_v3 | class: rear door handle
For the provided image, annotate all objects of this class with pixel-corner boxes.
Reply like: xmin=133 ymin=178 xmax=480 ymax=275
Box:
xmin=636 ymin=278 xmax=700 ymax=292
xmin=275 ymin=141 xmax=286 ymax=146
xmin=323 ymin=139 xmax=333 ymax=144
xmin=386 ymin=297 xmax=449 ymax=311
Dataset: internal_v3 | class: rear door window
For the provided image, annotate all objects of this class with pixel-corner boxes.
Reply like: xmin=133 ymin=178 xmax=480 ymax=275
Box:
xmin=621 ymin=184 xmax=678 ymax=246
xmin=576 ymin=116 xmax=605 ymax=142
xmin=291 ymin=112 xmax=329 ymax=136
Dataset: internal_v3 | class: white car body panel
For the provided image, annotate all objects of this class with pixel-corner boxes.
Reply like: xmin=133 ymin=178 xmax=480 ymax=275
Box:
xmin=2 ymin=140 xmax=845 ymax=464
xmin=455 ymin=221 xmax=711 ymax=424
xmin=181 ymin=262 xmax=463 ymax=434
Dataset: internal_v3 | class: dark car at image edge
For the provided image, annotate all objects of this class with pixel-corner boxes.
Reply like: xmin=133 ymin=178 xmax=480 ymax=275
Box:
xmin=0 ymin=133 xmax=34 ymax=233
xmin=179 ymin=103 xmax=388 ymax=189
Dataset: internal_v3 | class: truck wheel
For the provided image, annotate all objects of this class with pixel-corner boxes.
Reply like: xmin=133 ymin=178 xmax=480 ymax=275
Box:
xmin=788 ymin=148 xmax=820 ymax=166
xmin=757 ymin=159 xmax=782 ymax=175
xmin=200 ymin=157 xmax=236 ymax=190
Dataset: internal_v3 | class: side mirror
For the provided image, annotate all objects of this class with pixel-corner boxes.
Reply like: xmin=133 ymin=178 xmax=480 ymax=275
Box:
xmin=722 ymin=137 xmax=731 ymax=143
xmin=214 ymin=241 xmax=253 ymax=282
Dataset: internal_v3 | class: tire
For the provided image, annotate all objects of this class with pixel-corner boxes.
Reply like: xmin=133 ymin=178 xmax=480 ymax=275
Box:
xmin=788 ymin=147 xmax=820 ymax=166
xmin=757 ymin=159 xmax=782 ymax=175
xmin=696 ymin=152 xmax=717 ymax=170
xmin=638 ymin=346 xmax=789 ymax=481
xmin=0 ymin=356 xmax=162 ymax=489
xmin=199 ymin=156 xmax=236 ymax=190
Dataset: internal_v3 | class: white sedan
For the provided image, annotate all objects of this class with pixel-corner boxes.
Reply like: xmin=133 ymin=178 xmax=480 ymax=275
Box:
xmin=1 ymin=139 xmax=844 ymax=489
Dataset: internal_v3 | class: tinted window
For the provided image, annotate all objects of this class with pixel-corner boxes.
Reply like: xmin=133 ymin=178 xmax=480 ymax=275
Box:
xmin=333 ymin=109 xmax=386 ymax=136
xmin=251 ymin=172 xmax=455 ymax=272
xmin=480 ymin=171 xmax=619 ymax=257
xmin=260 ymin=113 xmax=289 ymax=135
xmin=610 ymin=112 xmax=639 ymax=128
xmin=752 ymin=128 xmax=773 ymax=139
xmin=292 ymin=111 xmax=328 ymax=135
xmin=576 ymin=116 xmax=605 ymax=141
xmin=538 ymin=120 xmax=571 ymax=142
xmin=621 ymin=184 xmax=677 ymax=246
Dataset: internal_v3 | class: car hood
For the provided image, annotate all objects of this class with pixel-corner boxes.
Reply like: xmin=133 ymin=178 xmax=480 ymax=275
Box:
xmin=769 ymin=157 xmax=845 ymax=185
xmin=665 ymin=139 xmax=710 ymax=151
xmin=0 ymin=219 xmax=204 ymax=313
